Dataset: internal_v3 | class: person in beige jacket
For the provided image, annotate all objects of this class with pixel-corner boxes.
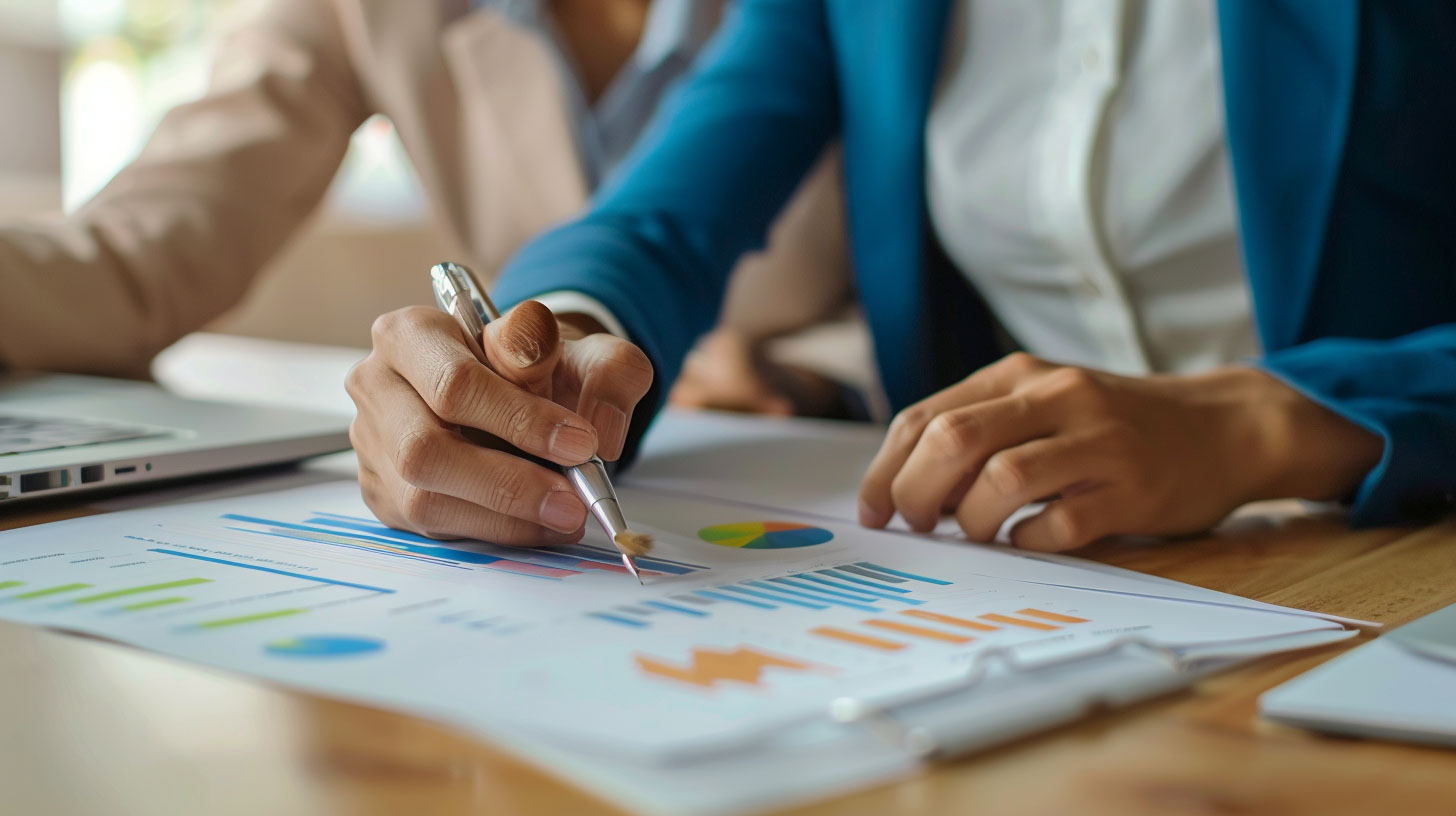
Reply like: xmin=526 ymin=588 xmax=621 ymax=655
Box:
xmin=0 ymin=0 xmax=857 ymax=412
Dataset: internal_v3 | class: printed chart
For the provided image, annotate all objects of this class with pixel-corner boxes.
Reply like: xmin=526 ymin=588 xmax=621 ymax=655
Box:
xmin=224 ymin=512 xmax=709 ymax=581
xmin=265 ymin=635 xmax=386 ymax=659
xmin=0 ymin=481 xmax=1351 ymax=764
xmin=585 ymin=561 xmax=947 ymax=629
xmin=698 ymin=521 xmax=834 ymax=550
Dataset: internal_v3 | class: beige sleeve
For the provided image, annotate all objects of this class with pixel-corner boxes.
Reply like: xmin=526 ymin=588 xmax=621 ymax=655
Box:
xmin=0 ymin=0 xmax=369 ymax=378
xmin=715 ymin=144 xmax=853 ymax=342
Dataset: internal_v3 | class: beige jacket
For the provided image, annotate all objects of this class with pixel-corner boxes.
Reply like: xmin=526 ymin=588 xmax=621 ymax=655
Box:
xmin=0 ymin=0 xmax=850 ymax=378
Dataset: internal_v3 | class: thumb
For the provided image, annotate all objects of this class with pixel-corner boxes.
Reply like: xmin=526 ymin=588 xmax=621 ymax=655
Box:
xmin=481 ymin=300 xmax=562 ymax=399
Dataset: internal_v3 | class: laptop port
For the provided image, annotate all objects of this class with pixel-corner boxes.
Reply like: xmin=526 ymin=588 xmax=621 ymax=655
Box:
xmin=80 ymin=465 xmax=104 ymax=484
xmin=20 ymin=469 xmax=69 ymax=492
xmin=115 ymin=465 xmax=137 ymax=475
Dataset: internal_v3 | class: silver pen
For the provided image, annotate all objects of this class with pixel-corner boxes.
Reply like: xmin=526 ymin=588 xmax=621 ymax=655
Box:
xmin=429 ymin=262 xmax=649 ymax=583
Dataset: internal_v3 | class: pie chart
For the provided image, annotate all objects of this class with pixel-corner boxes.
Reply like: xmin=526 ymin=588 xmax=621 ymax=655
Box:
xmin=264 ymin=635 xmax=385 ymax=658
xmin=698 ymin=521 xmax=834 ymax=550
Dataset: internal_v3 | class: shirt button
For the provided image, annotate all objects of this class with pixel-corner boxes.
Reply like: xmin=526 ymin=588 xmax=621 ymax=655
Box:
xmin=1081 ymin=46 xmax=1102 ymax=73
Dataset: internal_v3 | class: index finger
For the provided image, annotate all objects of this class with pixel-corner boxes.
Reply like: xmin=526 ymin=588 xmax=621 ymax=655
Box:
xmin=857 ymin=354 xmax=1042 ymax=527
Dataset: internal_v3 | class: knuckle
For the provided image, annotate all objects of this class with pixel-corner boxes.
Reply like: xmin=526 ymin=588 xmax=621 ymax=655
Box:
xmin=1046 ymin=367 xmax=1099 ymax=396
xmin=344 ymin=358 xmax=368 ymax=400
xmin=482 ymin=466 xmax=532 ymax=517
xmin=924 ymin=410 xmax=982 ymax=456
xmin=983 ymin=451 xmax=1029 ymax=500
xmin=889 ymin=404 xmax=933 ymax=441
xmin=370 ymin=306 xmax=426 ymax=344
xmin=429 ymin=359 xmax=480 ymax=419
xmin=347 ymin=419 xmax=366 ymax=453
xmin=394 ymin=427 xmax=445 ymax=486
xmin=487 ymin=398 xmax=541 ymax=446
xmin=606 ymin=341 xmax=655 ymax=377
xmin=1002 ymin=351 xmax=1040 ymax=374
xmin=398 ymin=485 xmax=440 ymax=531
xmin=582 ymin=337 xmax=656 ymax=391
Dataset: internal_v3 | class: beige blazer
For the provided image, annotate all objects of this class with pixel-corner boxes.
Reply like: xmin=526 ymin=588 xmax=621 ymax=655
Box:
xmin=0 ymin=0 xmax=851 ymax=378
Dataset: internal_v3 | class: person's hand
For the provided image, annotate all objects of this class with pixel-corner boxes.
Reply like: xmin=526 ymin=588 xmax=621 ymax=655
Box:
xmin=858 ymin=353 xmax=1383 ymax=551
xmin=346 ymin=300 xmax=653 ymax=545
xmin=668 ymin=327 xmax=861 ymax=419
xmin=669 ymin=329 xmax=795 ymax=416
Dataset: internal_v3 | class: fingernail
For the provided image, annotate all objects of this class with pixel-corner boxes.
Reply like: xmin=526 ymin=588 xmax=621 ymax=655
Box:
xmin=590 ymin=403 xmax=628 ymax=460
xmin=540 ymin=490 xmax=587 ymax=533
xmin=501 ymin=334 xmax=543 ymax=368
xmin=493 ymin=301 xmax=557 ymax=368
xmin=545 ymin=526 xmax=585 ymax=545
xmin=549 ymin=423 xmax=596 ymax=463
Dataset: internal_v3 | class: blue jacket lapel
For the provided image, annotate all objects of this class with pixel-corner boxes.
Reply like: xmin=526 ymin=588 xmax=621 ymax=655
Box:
xmin=828 ymin=0 xmax=954 ymax=408
xmin=1217 ymin=0 xmax=1360 ymax=351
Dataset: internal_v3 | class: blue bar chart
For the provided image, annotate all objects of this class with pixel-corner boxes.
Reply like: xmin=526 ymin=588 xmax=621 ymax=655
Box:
xmin=586 ymin=562 xmax=944 ymax=628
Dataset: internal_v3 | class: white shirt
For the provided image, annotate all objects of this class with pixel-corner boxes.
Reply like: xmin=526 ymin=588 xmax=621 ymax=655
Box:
xmin=926 ymin=0 xmax=1255 ymax=375
xmin=547 ymin=0 xmax=1257 ymax=377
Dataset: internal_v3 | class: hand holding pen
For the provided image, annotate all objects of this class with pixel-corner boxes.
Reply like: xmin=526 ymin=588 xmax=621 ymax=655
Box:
xmin=345 ymin=263 xmax=655 ymax=576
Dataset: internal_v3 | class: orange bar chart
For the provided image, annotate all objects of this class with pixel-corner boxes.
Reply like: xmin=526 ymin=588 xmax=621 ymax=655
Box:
xmin=810 ymin=626 xmax=906 ymax=651
xmin=980 ymin=612 xmax=1059 ymax=631
xmin=862 ymin=619 xmax=973 ymax=644
xmin=900 ymin=610 xmax=1000 ymax=631
xmin=1018 ymin=608 xmax=1090 ymax=624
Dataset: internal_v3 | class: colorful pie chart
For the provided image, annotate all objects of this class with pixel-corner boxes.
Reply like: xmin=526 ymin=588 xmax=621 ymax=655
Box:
xmin=698 ymin=521 xmax=834 ymax=550
xmin=264 ymin=635 xmax=385 ymax=658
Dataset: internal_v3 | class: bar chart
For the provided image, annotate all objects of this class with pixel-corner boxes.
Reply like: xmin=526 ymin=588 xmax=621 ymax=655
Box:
xmin=222 ymin=512 xmax=710 ymax=581
xmin=809 ymin=608 xmax=1091 ymax=652
xmin=586 ymin=561 xmax=948 ymax=629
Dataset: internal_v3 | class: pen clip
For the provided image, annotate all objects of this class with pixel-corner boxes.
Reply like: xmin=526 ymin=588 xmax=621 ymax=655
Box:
xmin=430 ymin=262 xmax=500 ymax=348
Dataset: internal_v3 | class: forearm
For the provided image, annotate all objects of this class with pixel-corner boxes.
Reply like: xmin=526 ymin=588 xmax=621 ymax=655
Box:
xmin=0 ymin=0 xmax=366 ymax=376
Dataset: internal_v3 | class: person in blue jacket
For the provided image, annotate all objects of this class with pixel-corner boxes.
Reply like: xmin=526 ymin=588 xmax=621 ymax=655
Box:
xmin=347 ymin=0 xmax=1456 ymax=551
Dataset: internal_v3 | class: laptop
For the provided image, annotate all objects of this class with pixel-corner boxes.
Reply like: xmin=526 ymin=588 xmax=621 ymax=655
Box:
xmin=0 ymin=373 xmax=352 ymax=504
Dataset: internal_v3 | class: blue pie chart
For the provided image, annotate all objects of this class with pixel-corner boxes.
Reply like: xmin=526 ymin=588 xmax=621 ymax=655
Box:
xmin=265 ymin=635 xmax=385 ymax=659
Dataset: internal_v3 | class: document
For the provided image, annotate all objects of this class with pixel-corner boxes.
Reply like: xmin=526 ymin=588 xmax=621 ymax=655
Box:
xmin=0 ymin=479 xmax=1355 ymax=814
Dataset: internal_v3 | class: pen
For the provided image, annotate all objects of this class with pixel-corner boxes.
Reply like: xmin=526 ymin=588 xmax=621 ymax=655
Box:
xmin=428 ymin=262 xmax=650 ymax=583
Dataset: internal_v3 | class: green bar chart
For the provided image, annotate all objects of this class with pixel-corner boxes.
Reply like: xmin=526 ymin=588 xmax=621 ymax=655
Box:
xmin=72 ymin=578 xmax=211 ymax=605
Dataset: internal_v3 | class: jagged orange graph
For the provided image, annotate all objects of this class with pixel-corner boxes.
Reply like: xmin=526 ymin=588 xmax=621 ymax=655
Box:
xmin=635 ymin=646 xmax=826 ymax=689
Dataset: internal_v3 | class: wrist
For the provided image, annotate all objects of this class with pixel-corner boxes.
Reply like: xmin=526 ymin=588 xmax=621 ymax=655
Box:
xmin=1192 ymin=365 xmax=1382 ymax=503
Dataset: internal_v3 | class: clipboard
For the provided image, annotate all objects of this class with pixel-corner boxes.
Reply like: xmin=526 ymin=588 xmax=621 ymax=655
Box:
xmin=626 ymin=626 xmax=1357 ymax=769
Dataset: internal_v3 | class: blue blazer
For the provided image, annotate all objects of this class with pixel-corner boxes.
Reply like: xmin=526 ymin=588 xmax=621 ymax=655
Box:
xmin=495 ymin=0 xmax=1456 ymax=525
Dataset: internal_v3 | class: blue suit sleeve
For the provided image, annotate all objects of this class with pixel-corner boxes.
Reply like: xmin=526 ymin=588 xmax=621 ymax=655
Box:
xmin=1259 ymin=324 xmax=1456 ymax=525
xmin=492 ymin=0 xmax=839 ymax=410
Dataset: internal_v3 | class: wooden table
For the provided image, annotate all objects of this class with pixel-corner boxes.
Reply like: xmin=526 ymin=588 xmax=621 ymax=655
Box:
xmin=2 ymin=501 xmax=1454 ymax=816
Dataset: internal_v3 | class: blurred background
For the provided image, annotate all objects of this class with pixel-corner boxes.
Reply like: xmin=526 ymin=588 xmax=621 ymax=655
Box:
xmin=0 ymin=0 xmax=446 ymax=347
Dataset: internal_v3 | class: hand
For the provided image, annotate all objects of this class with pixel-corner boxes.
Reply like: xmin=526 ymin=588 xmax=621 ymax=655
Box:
xmin=858 ymin=353 xmax=1383 ymax=551
xmin=669 ymin=329 xmax=795 ymax=416
xmin=668 ymin=327 xmax=860 ymax=418
xmin=346 ymin=300 xmax=654 ymax=545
